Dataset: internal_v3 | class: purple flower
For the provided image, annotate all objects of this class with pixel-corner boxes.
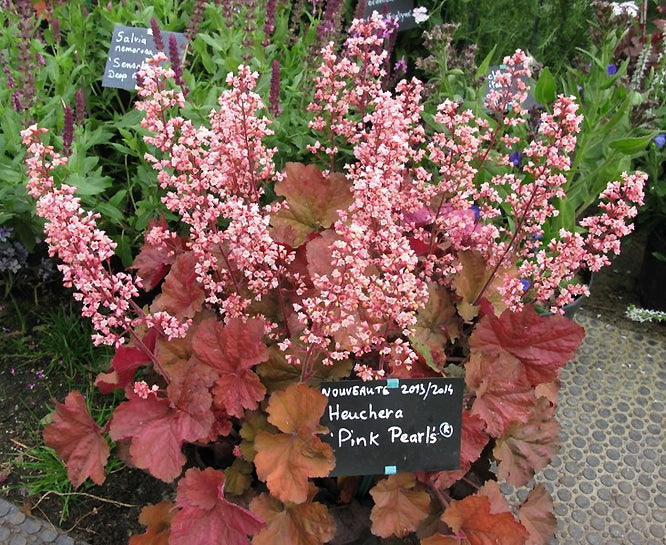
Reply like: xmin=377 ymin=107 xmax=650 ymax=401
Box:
xmin=655 ymin=133 xmax=665 ymax=149
xmin=520 ymin=279 xmax=531 ymax=291
xmin=509 ymin=151 xmax=523 ymax=167
xmin=393 ymin=57 xmax=407 ymax=76
xmin=150 ymin=17 xmax=165 ymax=51
xmin=169 ymin=34 xmax=186 ymax=91
xmin=75 ymin=89 xmax=86 ymax=125
xmin=607 ymin=64 xmax=618 ymax=75
xmin=62 ymin=104 xmax=73 ymax=157
xmin=470 ymin=205 xmax=481 ymax=220
xmin=269 ymin=60 xmax=281 ymax=117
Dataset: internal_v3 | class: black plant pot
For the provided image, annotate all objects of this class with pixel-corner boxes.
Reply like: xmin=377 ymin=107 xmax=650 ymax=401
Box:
xmin=638 ymin=227 xmax=666 ymax=312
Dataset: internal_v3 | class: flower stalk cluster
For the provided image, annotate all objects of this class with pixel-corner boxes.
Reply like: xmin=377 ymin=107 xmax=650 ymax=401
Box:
xmin=23 ymin=13 xmax=645 ymax=377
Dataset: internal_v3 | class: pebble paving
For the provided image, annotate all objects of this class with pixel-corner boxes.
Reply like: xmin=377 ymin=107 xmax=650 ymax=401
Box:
xmin=1 ymin=310 xmax=664 ymax=544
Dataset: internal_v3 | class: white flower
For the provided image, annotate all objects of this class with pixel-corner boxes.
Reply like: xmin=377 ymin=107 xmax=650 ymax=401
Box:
xmin=611 ymin=1 xmax=639 ymax=18
xmin=412 ymin=6 xmax=430 ymax=24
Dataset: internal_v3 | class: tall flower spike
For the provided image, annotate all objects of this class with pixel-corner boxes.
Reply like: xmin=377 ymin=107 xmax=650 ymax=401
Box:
xmin=168 ymin=34 xmax=187 ymax=92
xmin=62 ymin=104 xmax=73 ymax=157
xmin=150 ymin=17 xmax=164 ymax=52
xmin=268 ymin=59 xmax=281 ymax=117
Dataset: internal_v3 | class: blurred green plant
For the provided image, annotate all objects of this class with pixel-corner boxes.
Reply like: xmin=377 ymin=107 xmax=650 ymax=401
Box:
xmin=1 ymin=0 xmax=358 ymax=266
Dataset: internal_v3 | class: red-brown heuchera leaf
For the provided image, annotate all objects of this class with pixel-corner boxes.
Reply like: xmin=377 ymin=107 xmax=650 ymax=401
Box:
xmin=411 ymin=283 xmax=460 ymax=370
xmin=108 ymin=391 xmax=213 ymax=482
xmin=250 ymin=492 xmax=335 ymax=545
xmin=43 ymin=391 xmax=109 ymax=488
xmin=170 ymin=467 xmax=263 ymax=545
xmin=429 ymin=411 xmax=489 ymax=490
xmin=95 ymin=329 xmax=157 ymax=393
xmin=271 ymin=162 xmax=352 ymax=247
xmin=151 ymin=251 xmax=205 ymax=319
xmin=453 ymin=251 xmax=510 ymax=321
xmin=254 ymin=383 xmax=334 ymax=503
xmin=130 ymin=217 xmax=185 ymax=291
xmin=493 ymin=397 xmax=560 ymax=487
xmin=129 ymin=500 xmax=173 ymax=545
xmin=192 ymin=316 xmax=268 ymax=417
xmin=465 ymin=351 xmax=535 ymax=437
xmin=470 ymin=305 xmax=585 ymax=385
xmin=370 ymin=473 xmax=431 ymax=538
xmin=518 ymin=484 xmax=556 ymax=545
xmin=441 ymin=495 xmax=528 ymax=545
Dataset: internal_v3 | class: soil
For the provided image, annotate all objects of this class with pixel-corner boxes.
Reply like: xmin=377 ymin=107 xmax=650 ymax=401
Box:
xmin=0 ymin=228 xmax=664 ymax=545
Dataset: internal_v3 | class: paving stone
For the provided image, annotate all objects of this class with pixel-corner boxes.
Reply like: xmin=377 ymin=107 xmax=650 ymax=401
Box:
xmin=18 ymin=517 xmax=42 ymax=534
xmin=9 ymin=535 xmax=27 ymax=545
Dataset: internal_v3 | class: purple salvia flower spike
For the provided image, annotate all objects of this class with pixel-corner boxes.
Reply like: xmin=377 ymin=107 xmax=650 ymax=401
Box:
xmin=269 ymin=59 xmax=282 ymax=117
xmin=150 ymin=17 xmax=165 ymax=52
xmin=62 ymin=104 xmax=74 ymax=157
xmin=75 ymin=89 xmax=86 ymax=125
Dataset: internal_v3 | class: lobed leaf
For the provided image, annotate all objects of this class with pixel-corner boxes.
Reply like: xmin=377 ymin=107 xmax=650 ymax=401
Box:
xmin=250 ymin=492 xmax=335 ymax=545
xmin=151 ymin=251 xmax=205 ymax=319
xmin=470 ymin=305 xmax=585 ymax=386
xmin=271 ymin=162 xmax=352 ymax=247
xmin=493 ymin=397 xmax=560 ymax=487
xmin=369 ymin=473 xmax=431 ymax=538
xmin=108 ymin=392 xmax=213 ymax=482
xmin=42 ymin=391 xmax=109 ymax=488
xmin=518 ymin=484 xmax=556 ymax=545
xmin=254 ymin=383 xmax=334 ymax=503
xmin=170 ymin=468 xmax=263 ymax=545
xmin=465 ymin=351 xmax=535 ymax=437
xmin=441 ymin=495 xmax=528 ymax=545
xmin=193 ymin=316 xmax=269 ymax=417
xmin=129 ymin=501 xmax=173 ymax=545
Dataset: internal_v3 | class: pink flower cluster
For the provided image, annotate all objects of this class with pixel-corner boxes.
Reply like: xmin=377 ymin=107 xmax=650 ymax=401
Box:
xmin=21 ymin=125 xmax=142 ymax=346
xmin=22 ymin=14 xmax=647 ymax=378
xmin=136 ymin=56 xmax=290 ymax=319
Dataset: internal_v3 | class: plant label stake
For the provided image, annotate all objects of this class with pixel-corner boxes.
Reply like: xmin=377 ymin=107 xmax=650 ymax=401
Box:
xmin=103 ymin=24 xmax=187 ymax=90
xmin=364 ymin=0 xmax=417 ymax=31
xmin=321 ymin=378 xmax=463 ymax=476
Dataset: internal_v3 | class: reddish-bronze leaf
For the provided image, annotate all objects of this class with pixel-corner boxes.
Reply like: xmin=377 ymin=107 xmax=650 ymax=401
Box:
xmin=442 ymin=495 xmax=528 ymax=545
xmin=518 ymin=484 xmax=556 ymax=545
xmin=411 ymin=283 xmax=460 ymax=370
xmin=470 ymin=305 xmax=585 ymax=385
xmin=257 ymin=345 xmax=352 ymax=393
xmin=476 ymin=481 xmax=511 ymax=515
xmin=250 ymin=492 xmax=335 ymax=545
xmin=493 ymin=397 xmax=560 ymax=487
xmin=43 ymin=391 xmax=109 ymax=488
xmin=254 ymin=383 xmax=334 ymax=503
xmin=429 ymin=411 xmax=490 ymax=491
xmin=271 ymin=163 xmax=352 ymax=247
xmin=193 ymin=316 xmax=268 ymax=417
xmin=453 ymin=251 xmax=510 ymax=321
xmin=369 ymin=473 xmax=431 ymax=538
xmin=95 ymin=329 xmax=157 ymax=393
xmin=130 ymin=218 xmax=185 ymax=291
xmin=108 ymin=392 xmax=213 ymax=482
xmin=170 ymin=468 xmax=263 ymax=545
xmin=129 ymin=501 xmax=173 ymax=545
xmin=465 ymin=351 xmax=535 ymax=437
xmin=151 ymin=251 xmax=205 ymax=319
xmin=166 ymin=359 xmax=217 ymax=419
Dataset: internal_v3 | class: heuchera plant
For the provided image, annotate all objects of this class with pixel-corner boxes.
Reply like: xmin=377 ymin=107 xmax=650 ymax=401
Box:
xmin=24 ymin=13 xmax=645 ymax=545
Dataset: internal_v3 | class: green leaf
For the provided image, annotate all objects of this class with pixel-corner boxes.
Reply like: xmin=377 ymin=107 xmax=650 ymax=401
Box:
xmin=609 ymin=134 xmax=655 ymax=155
xmin=475 ymin=44 xmax=497 ymax=80
xmin=534 ymin=67 xmax=556 ymax=105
